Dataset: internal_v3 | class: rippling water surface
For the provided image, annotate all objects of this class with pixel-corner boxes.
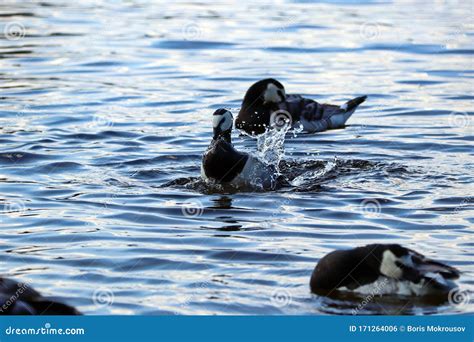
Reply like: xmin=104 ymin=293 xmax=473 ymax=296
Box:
xmin=0 ymin=0 xmax=473 ymax=315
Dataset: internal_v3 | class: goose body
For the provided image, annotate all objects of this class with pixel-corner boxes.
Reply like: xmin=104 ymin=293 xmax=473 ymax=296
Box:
xmin=201 ymin=109 xmax=276 ymax=189
xmin=235 ymin=78 xmax=367 ymax=135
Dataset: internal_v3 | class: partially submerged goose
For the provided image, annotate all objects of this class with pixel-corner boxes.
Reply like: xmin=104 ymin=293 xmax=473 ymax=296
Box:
xmin=0 ymin=277 xmax=80 ymax=315
xmin=310 ymin=244 xmax=460 ymax=297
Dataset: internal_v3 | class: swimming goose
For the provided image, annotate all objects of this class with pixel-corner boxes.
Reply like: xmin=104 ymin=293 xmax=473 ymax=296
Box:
xmin=235 ymin=78 xmax=367 ymax=135
xmin=201 ymin=108 xmax=277 ymax=189
xmin=310 ymin=244 xmax=460 ymax=297
xmin=0 ymin=277 xmax=80 ymax=315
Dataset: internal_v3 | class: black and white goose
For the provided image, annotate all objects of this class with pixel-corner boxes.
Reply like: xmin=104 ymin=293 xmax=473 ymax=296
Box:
xmin=310 ymin=244 xmax=460 ymax=297
xmin=201 ymin=108 xmax=277 ymax=189
xmin=0 ymin=277 xmax=80 ymax=315
xmin=235 ymin=78 xmax=367 ymax=135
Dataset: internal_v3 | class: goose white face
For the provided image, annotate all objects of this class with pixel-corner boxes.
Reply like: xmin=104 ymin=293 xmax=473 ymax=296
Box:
xmin=213 ymin=110 xmax=233 ymax=132
xmin=263 ymin=83 xmax=285 ymax=104
xmin=380 ymin=250 xmax=404 ymax=279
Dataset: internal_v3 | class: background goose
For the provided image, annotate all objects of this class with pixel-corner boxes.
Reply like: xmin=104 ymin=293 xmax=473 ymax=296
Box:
xmin=235 ymin=78 xmax=367 ymax=135
xmin=201 ymin=109 xmax=277 ymax=190
xmin=310 ymin=244 xmax=460 ymax=297
xmin=0 ymin=277 xmax=80 ymax=315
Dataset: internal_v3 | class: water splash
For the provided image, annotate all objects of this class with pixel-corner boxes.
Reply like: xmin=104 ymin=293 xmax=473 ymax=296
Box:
xmin=290 ymin=156 xmax=337 ymax=187
xmin=255 ymin=123 xmax=291 ymax=173
xmin=292 ymin=122 xmax=305 ymax=137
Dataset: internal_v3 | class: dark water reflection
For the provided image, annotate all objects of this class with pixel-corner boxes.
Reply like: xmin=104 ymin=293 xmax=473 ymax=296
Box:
xmin=0 ymin=0 xmax=472 ymax=315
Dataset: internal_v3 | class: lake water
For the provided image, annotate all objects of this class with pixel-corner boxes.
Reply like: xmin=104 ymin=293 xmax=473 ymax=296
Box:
xmin=0 ymin=0 xmax=473 ymax=315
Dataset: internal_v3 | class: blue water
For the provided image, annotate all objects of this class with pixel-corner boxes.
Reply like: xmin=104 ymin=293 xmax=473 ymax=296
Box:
xmin=0 ymin=0 xmax=473 ymax=315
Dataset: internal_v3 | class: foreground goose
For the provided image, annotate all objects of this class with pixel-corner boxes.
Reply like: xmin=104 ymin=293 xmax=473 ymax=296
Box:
xmin=310 ymin=244 xmax=460 ymax=297
xmin=0 ymin=277 xmax=80 ymax=315
xmin=235 ymin=78 xmax=367 ymax=135
xmin=201 ymin=108 xmax=277 ymax=189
